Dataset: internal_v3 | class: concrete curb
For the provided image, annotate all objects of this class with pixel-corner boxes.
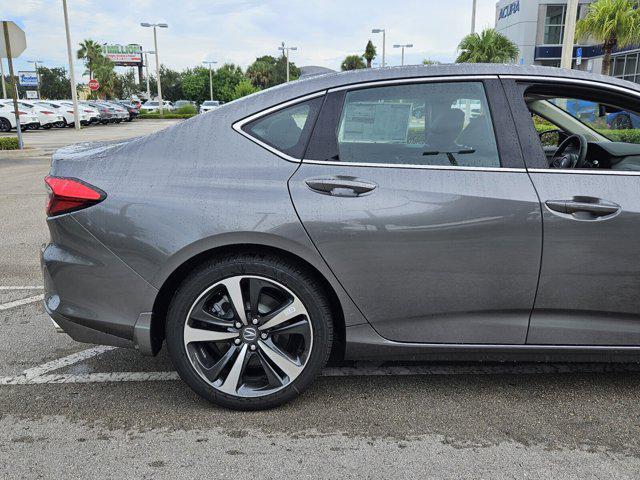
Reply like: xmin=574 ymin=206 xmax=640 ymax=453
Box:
xmin=0 ymin=148 xmax=46 ymax=159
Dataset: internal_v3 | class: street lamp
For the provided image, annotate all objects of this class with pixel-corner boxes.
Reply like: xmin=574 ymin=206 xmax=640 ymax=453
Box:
xmin=371 ymin=28 xmax=386 ymax=67
xmin=393 ymin=44 xmax=413 ymax=66
xmin=62 ymin=0 xmax=80 ymax=130
xmin=140 ymin=22 xmax=168 ymax=114
xmin=202 ymin=60 xmax=217 ymax=100
xmin=278 ymin=42 xmax=297 ymax=82
xmin=141 ymin=50 xmax=155 ymax=100
xmin=27 ymin=60 xmax=42 ymax=99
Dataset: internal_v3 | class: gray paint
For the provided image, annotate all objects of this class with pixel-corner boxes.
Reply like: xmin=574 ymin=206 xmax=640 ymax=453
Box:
xmin=40 ymin=64 xmax=640 ymax=359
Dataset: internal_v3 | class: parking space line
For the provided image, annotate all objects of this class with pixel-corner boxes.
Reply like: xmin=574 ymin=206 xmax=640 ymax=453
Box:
xmin=20 ymin=345 xmax=117 ymax=380
xmin=0 ymin=294 xmax=43 ymax=311
xmin=0 ymin=286 xmax=43 ymax=290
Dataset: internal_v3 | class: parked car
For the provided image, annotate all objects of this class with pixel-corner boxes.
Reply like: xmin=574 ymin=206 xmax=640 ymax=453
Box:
xmin=1 ymin=99 xmax=63 ymax=129
xmin=83 ymin=101 xmax=116 ymax=124
xmin=174 ymin=100 xmax=197 ymax=111
xmin=42 ymin=64 xmax=640 ymax=410
xmin=36 ymin=101 xmax=92 ymax=127
xmin=140 ymin=100 xmax=174 ymax=113
xmin=0 ymin=104 xmax=39 ymax=131
xmin=115 ymin=101 xmax=140 ymax=121
xmin=199 ymin=100 xmax=222 ymax=114
xmin=101 ymin=101 xmax=130 ymax=123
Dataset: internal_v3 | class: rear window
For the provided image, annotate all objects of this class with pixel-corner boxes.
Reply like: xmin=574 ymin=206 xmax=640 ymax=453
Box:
xmin=241 ymin=97 xmax=323 ymax=158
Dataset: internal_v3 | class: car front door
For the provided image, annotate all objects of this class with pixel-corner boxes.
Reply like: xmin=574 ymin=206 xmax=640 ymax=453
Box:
xmin=289 ymin=78 xmax=542 ymax=344
xmin=504 ymin=78 xmax=640 ymax=345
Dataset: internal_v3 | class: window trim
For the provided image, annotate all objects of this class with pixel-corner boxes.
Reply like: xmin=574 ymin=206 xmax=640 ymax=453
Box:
xmin=232 ymin=90 xmax=327 ymax=163
xmin=305 ymin=75 xmax=524 ymax=172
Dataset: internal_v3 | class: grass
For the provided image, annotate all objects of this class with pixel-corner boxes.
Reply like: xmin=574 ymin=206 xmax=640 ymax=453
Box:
xmin=0 ymin=137 xmax=19 ymax=150
xmin=138 ymin=113 xmax=196 ymax=119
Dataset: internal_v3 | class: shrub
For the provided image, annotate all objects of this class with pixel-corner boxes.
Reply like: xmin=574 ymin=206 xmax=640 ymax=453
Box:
xmin=175 ymin=104 xmax=197 ymax=115
xmin=0 ymin=137 xmax=19 ymax=150
xmin=138 ymin=113 xmax=196 ymax=119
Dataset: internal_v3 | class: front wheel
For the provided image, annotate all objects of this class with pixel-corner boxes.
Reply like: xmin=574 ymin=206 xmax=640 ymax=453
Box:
xmin=166 ymin=254 xmax=333 ymax=410
xmin=0 ymin=117 xmax=11 ymax=132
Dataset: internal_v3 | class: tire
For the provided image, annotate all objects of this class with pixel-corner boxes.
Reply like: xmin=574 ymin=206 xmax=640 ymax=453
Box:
xmin=166 ymin=253 xmax=334 ymax=410
xmin=42 ymin=123 xmax=52 ymax=129
xmin=0 ymin=117 xmax=11 ymax=132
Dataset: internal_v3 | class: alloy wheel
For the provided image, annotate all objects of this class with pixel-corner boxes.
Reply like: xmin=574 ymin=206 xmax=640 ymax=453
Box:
xmin=0 ymin=118 xmax=10 ymax=132
xmin=183 ymin=275 xmax=313 ymax=398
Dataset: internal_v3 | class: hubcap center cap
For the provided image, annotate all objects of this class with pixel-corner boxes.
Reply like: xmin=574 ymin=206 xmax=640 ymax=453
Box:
xmin=241 ymin=326 xmax=258 ymax=343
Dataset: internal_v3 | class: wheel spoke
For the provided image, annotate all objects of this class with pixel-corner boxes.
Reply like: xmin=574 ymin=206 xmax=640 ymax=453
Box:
xmin=201 ymin=345 xmax=238 ymax=383
xmin=220 ymin=277 xmax=248 ymax=325
xmin=256 ymin=350 xmax=286 ymax=388
xmin=190 ymin=307 xmax=235 ymax=328
xmin=184 ymin=324 xmax=238 ymax=344
xmin=258 ymin=297 xmax=306 ymax=331
xmin=248 ymin=277 xmax=269 ymax=319
xmin=218 ymin=344 xmax=249 ymax=394
xmin=258 ymin=340 xmax=303 ymax=381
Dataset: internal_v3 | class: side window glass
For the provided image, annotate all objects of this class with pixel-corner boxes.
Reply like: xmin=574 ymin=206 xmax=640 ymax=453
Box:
xmin=334 ymin=82 xmax=501 ymax=168
xmin=242 ymin=98 xmax=322 ymax=158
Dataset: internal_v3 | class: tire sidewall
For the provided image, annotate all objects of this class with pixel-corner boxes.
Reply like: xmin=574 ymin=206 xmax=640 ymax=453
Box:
xmin=166 ymin=256 xmax=332 ymax=410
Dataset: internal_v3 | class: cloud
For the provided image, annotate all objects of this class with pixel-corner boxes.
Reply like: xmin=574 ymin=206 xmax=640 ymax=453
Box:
xmin=2 ymin=0 xmax=496 ymax=78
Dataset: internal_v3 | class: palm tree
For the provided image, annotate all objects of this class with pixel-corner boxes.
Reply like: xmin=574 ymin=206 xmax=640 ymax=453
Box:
xmin=576 ymin=0 xmax=640 ymax=75
xmin=341 ymin=55 xmax=366 ymax=71
xmin=364 ymin=40 xmax=377 ymax=68
xmin=77 ymin=39 xmax=103 ymax=79
xmin=456 ymin=28 xmax=519 ymax=63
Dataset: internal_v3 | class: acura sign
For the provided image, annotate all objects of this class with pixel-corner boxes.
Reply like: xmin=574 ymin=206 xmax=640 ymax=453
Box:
xmin=498 ymin=0 xmax=520 ymax=20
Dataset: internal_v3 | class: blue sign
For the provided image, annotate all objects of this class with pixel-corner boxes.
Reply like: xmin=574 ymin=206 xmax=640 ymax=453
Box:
xmin=18 ymin=71 xmax=39 ymax=87
xmin=498 ymin=0 xmax=520 ymax=20
xmin=576 ymin=47 xmax=583 ymax=65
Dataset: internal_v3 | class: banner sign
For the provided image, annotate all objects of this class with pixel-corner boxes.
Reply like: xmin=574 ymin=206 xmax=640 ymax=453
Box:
xmin=18 ymin=71 xmax=39 ymax=87
xmin=25 ymin=90 xmax=38 ymax=99
xmin=102 ymin=44 xmax=142 ymax=65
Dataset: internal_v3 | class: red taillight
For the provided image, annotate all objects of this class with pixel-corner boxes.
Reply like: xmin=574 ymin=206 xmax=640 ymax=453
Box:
xmin=42 ymin=111 xmax=54 ymax=115
xmin=44 ymin=176 xmax=106 ymax=217
xmin=18 ymin=110 xmax=27 ymax=115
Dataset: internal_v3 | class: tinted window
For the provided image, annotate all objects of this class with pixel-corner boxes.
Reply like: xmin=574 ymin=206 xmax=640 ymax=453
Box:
xmin=243 ymin=97 xmax=323 ymax=158
xmin=332 ymin=82 xmax=501 ymax=168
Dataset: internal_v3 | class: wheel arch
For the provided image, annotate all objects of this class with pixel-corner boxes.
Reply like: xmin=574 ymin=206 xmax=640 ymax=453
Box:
xmin=150 ymin=240 xmax=346 ymax=360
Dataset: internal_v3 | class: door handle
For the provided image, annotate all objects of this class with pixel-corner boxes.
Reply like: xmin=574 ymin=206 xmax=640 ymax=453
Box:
xmin=545 ymin=198 xmax=621 ymax=217
xmin=305 ymin=176 xmax=377 ymax=197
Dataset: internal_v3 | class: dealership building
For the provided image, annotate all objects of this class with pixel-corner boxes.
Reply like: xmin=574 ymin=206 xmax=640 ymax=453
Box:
xmin=495 ymin=0 xmax=640 ymax=83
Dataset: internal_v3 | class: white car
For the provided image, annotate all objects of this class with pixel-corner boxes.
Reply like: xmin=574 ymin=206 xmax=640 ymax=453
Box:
xmin=36 ymin=101 xmax=92 ymax=127
xmin=60 ymin=101 xmax=100 ymax=124
xmin=1 ymin=100 xmax=63 ymax=129
xmin=199 ymin=100 xmax=222 ymax=114
xmin=0 ymin=104 xmax=40 ymax=132
xmin=140 ymin=100 xmax=174 ymax=113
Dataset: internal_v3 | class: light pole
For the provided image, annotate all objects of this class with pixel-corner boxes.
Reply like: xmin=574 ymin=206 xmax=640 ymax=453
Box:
xmin=471 ymin=0 xmax=477 ymax=34
xmin=27 ymin=60 xmax=42 ymax=99
xmin=141 ymin=22 xmax=168 ymax=114
xmin=393 ymin=44 xmax=413 ymax=66
xmin=278 ymin=42 xmax=297 ymax=82
xmin=142 ymin=50 xmax=155 ymax=100
xmin=372 ymin=28 xmax=386 ymax=67
xmin=202 ymin=60 xmax=217 ymax=100
xmin=560 ymin=0 xmax=579 ymax=70
xmin=0 ymin=59 xmax=6 ymax=99
xmin=62 ymin=0 xmax=80 ymax=130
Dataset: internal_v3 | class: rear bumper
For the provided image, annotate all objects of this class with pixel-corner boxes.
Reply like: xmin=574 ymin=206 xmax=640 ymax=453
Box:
xmin=40 ymin=214 xmax=160 ymax=354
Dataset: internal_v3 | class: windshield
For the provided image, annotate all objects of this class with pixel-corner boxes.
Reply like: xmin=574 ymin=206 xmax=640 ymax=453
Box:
xmin=203 ymin=101 xmax=219 ymax=106
xmin=146 ymin=102 xmax=159 ymax=106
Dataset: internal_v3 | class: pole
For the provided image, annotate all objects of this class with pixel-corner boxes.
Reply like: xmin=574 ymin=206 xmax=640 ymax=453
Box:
xmin=3 ymin=22 xmax=23 ymax=149
xmin=561 ymin=0 xmax=579 ymax=70
xmin=401 ymin=46 xmax=405 ymax=66
xmin=209 ymin=64 xmax=213 ymax=100
xmin=286 ymin=48 xmax=290 ymax=82
xmin=34 ymin=61 xmax=41 ymax=99
xmin=62 ymin=0 xmax=80 ymax=130
xmin=144 ymin=53 xmax=151 ymax=99
xmin=153 ymin=26 xmax=163 ymax=115
xmin=471 ymin=0 xmax=477 ymax=34
xmin=382 ymin=30 xmax=386 ymax=67
xmin=0 ymin=59 xmax=6 ymax=99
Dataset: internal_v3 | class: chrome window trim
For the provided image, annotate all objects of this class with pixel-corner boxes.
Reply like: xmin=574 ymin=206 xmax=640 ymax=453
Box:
xmin=528 ymin=168 xmax=640 ymax=176
xmin=327 ymin=75 xmax=497 ymax=92
xmin=500 ymin=74 xmax=640 ymax=99
xmin=232 ymin=90 xmax=327 ymax=163
xmin=301 ymin=159 xmax=525 ymax=173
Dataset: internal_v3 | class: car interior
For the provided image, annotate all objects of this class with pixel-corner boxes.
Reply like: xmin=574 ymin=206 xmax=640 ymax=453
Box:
xmin=525 ymin=84 xmax=640 ymax=171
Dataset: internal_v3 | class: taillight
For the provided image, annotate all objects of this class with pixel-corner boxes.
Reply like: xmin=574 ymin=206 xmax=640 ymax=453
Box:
xmin=18 ymin=110 xmax=27 ymax=115
xmin=42 ymin=111 xmax=54 ymax=115
xmin=44 ymin=176 xmax=106 ymax=217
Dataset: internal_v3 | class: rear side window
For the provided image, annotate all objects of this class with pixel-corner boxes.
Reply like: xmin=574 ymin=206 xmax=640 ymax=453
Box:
xmin=242 ymin=97 xmax=323 ymax=158
xmin=310 ymin=82 xmax=501 ymax=168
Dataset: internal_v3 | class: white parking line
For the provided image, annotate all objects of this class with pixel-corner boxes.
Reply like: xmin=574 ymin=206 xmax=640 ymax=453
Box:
xmin=0 ymin=294 xmax=44 ymax=311
xmin=0 ymin=286 xmax=43 ymax=290
xmin=21 ymin=345 xmax=117 ymax=380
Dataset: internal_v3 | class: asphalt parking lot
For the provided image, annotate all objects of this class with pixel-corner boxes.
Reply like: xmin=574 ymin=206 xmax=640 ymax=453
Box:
xmin=1 ymin=122 xmax=640 ymax=479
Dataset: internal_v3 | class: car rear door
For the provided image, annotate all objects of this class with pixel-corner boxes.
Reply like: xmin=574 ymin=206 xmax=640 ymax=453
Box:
xmin=503 ymin=77 xmax=640 ymax=345
xmin=289 ymin=77 xmax=542 ymax=344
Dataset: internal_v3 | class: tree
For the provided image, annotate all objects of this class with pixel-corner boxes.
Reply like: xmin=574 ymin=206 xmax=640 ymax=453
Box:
xmin=576 ymin=0 xmax=640 ymax=75
xmin=92 ymin=56 xmax=117 ymax=98
xmin=422 ymin=59 xmax=441 ymax=65
xmin=364 ymin=40 xmax=377 ymax=68
xmin=341 ymin=55 xmax=367 ymax=71
xmin=158 ymin=66 xmax=183 ymax=102
xmin=456 ymin=28 xmax=519 ymax=63
xmin=181 ymin=67 xmax=209 ymax=104
xmin=35 ymin=67 xmax=71 ymax=99
xmin=210 ymin=63 xmax=245 ymax=102
xmin=245 ymin=55 xmax=300 ymax=88
xmin=76 ymin=39 xmax=103 ymax=79
xmin=113 ymin=69 xmax=139 ymax=99
xmin=233 ymin=79 xmax=260 ymax=99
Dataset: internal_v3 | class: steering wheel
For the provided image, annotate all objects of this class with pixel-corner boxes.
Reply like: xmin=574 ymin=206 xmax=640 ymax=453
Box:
xmin=551 ymin=134 xmax=588 ymax=169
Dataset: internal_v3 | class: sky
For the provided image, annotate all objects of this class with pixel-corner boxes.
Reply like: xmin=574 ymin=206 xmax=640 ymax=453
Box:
xmin=3 ymin=0 xmax=497 ymax=81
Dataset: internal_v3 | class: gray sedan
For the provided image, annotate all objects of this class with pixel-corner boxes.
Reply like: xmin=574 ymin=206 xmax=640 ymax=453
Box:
xmin=41 ymin=64 xmax=640 ymax=409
